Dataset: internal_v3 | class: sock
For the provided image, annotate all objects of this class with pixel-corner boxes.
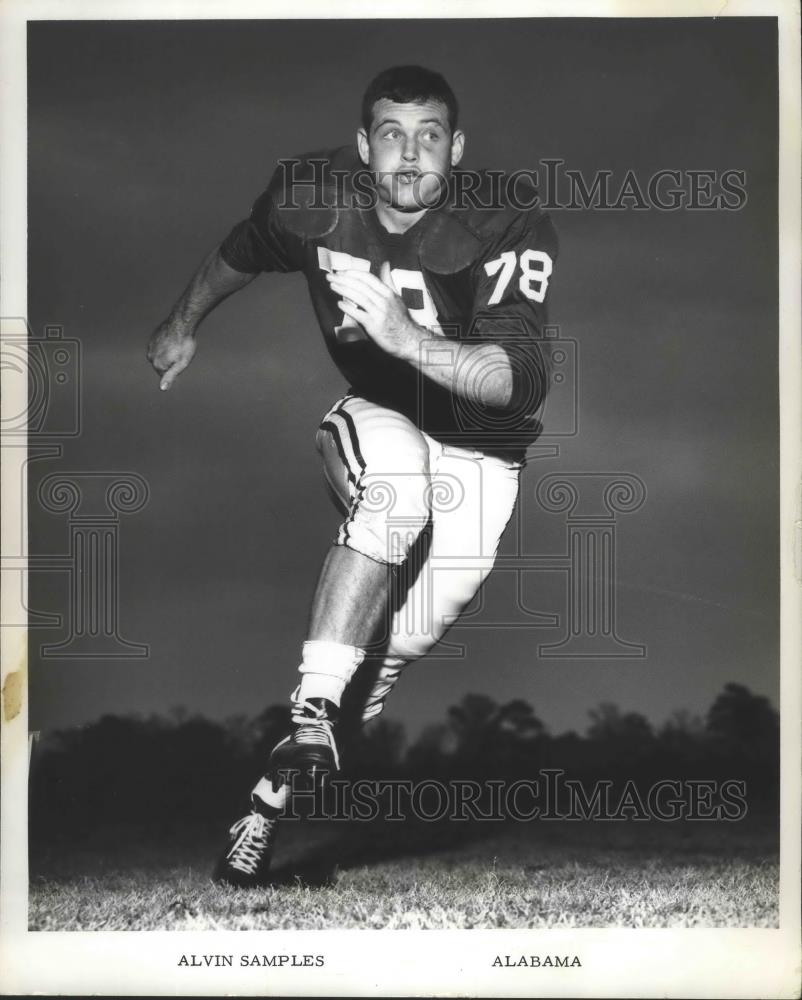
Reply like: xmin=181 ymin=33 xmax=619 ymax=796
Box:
xmin=296 ymin=639 xmax=365 ymax=706
xmin=251 ymin=776 xmax=289 ymax=814
xmin=361 ymin=656 xmax=407 ymax=724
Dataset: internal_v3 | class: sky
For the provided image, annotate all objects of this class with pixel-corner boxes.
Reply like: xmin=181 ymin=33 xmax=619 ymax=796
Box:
xmin=26 ymin=17 xmax=779 ymax=742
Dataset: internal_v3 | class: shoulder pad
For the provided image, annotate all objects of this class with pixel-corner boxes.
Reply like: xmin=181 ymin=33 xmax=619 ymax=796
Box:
xmin=421 ymin=169 xmax=549 ymax=273
xmin=270 ymin=146 xmax=359 ymax=239
xmin=419 ymin=212 xmax=484 ymax=274
xmin=447 ymin=167 xmax=546 ymax=237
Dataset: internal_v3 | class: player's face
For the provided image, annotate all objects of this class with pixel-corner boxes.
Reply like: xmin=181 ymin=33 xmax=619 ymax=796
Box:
xmin=357 ymin=99 xmax=465 ymax=213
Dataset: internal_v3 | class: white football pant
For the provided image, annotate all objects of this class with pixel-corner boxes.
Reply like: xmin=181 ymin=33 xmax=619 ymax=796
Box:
xmin=317 ymin=394 xmax=522 ymax=722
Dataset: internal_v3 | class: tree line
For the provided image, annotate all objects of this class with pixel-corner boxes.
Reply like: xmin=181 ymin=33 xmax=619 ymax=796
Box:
xmin=29 ymin=682 xmax=779 ymax=840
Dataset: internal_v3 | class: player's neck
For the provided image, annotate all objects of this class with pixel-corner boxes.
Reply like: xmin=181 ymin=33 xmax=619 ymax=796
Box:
xmin=373 ymin=201 xmax=428 ymax=235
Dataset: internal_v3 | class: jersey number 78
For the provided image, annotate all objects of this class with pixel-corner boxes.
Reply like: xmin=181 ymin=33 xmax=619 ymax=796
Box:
xmin=484 ymin=250 xmax=553 ymax=305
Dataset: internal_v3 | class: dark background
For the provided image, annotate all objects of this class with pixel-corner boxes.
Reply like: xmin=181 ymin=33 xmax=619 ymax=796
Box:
xmin=27 ymin=18 xmax=778 ymax=745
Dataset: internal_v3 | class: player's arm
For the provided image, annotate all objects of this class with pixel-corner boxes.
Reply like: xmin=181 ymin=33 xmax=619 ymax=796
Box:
xmin=147 ymin=177 xmax=302 ymax=391
xmin=328 ymin=264 xmax=516 ymax=407
xmin=406 ymin=333 xmax=515 ymax=408
xmin=147 ymin=249 xmax=257 ymax=391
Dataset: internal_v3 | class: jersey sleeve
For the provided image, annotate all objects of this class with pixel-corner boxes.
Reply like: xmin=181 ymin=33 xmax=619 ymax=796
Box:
xmin=469 ymin=211 xmax=558 ymax=415
xmin=219 ymin=170 xmax=304 ymax=274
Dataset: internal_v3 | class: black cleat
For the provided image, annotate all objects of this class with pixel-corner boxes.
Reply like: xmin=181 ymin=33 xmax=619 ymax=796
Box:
xmin=268 ymin=696 xmax=340 ymax=791
xmin=213 ymin=800 xmax=279 ymax=888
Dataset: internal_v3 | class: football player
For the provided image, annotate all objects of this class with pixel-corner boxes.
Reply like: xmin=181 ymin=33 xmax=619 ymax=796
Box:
xmin=147 ymin=66 xmax=557 ymax=886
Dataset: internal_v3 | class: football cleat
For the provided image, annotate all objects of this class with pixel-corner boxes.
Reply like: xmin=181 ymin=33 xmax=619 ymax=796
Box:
xmin=268 ymin=695 xmax=341 ymax=791
xmin=214 ymin=803 xmax=279 ymax=888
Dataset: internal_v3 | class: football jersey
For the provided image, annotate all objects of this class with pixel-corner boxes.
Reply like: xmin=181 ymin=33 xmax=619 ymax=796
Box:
xmin=219 ymin=146 xmax=558 ymax=459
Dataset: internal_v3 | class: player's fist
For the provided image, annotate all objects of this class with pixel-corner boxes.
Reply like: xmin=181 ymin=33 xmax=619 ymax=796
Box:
xmin=326 ymin=261 xmax=424 ymax=363
xmin=146 ymin=321 xmax=197 ymax=391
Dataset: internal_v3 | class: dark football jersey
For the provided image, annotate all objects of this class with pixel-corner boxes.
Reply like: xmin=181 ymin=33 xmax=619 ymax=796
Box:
xmin=220 ymin=146 xmax=558 ymax=459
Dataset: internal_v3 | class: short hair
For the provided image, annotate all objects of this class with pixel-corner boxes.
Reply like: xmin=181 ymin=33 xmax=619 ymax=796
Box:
xmin=361 ymin=65 xmax=459 ymax=133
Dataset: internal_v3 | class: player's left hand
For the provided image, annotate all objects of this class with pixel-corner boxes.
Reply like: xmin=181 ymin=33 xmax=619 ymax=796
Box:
xmin=327 ymin=262 xmax=424 ymax=361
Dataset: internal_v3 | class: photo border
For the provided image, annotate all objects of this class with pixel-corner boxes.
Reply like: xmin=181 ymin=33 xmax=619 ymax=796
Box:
xmin=1 ymin=1 xmax=799 ymax=995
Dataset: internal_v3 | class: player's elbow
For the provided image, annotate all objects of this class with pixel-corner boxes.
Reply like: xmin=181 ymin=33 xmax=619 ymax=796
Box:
xmin=480 ymin=369 xmax=516 ymax=410
xmin=500 ymin=344 xmax=549 ymax=415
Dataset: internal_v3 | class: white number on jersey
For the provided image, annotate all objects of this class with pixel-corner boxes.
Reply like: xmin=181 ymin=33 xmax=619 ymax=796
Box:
xmin=318 ymin=248 xmax=372 ymax=341
xmin=484 ymin=249 xmax=553 ymax=305
xmin=389 ymin=268 xmax=440 ymax=330
xmin=318 ymin=248 xmax=441 ymax=340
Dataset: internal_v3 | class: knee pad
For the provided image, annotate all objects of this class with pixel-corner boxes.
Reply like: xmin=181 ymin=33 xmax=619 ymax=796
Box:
xmin=318 ymin=396 xmax=433 ymax=565
xmin=338 ymin=470 xmax=432 ymax=565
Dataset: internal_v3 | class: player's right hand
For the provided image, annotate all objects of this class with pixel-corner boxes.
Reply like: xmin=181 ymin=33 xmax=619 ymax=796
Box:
xmin=146 ymin=321 xmax=197 ymax=391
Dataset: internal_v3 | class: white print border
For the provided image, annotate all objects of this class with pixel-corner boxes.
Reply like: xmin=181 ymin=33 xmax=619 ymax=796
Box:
xmin=1 ymin=2 xmax=799 ymax=999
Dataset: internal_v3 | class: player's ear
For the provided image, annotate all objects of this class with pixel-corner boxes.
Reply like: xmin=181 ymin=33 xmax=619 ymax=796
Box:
xmin=450 ymin=129 xmax=465 ymax=167
xmin=357 ymin=128 xmax=370 ymax=166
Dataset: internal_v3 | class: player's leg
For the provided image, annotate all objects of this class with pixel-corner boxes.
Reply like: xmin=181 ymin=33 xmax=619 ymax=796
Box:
xmin=264 ymin=544 xmax=391 ymax=784
xmin=216 ymin=396 xmax=434 ymax=884
xmin=357 ymin=444 xmax=522 ymax=724
xmin=266 ymin=395 xmax=435 ymax=775
xmin=308 ymin=546 xmax=391 ymax=649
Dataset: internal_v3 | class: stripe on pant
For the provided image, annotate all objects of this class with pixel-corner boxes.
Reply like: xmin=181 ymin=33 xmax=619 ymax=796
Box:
xmin=319 ymin=399 xmax=367 ymax=546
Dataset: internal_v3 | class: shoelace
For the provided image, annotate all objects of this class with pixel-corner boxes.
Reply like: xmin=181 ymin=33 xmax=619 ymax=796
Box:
xmin=288 ymin=691 xmax=340 ymax=770
xmin=226 ymin=812 xmax=274 ymax=875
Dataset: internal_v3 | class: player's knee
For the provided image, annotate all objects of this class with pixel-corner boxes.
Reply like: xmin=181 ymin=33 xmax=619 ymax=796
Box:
xmin=338 ymin=466 xmax=433 ymax=565
xmin=320 ymin=398 xmax=433 ymax=564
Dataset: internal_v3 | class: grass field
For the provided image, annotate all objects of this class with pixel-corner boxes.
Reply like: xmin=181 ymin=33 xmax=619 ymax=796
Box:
xmin=29 ymin=814 xmax=778 ymax=931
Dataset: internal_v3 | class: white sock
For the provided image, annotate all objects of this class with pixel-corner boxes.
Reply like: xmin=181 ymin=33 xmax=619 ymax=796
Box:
xmin=361 ymin=656 xmax=407 ymax=724
xmin=251 ymin=776 xmax=289 ymax=812
xmin=296 ymin=639 xmax=365 ymax=706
